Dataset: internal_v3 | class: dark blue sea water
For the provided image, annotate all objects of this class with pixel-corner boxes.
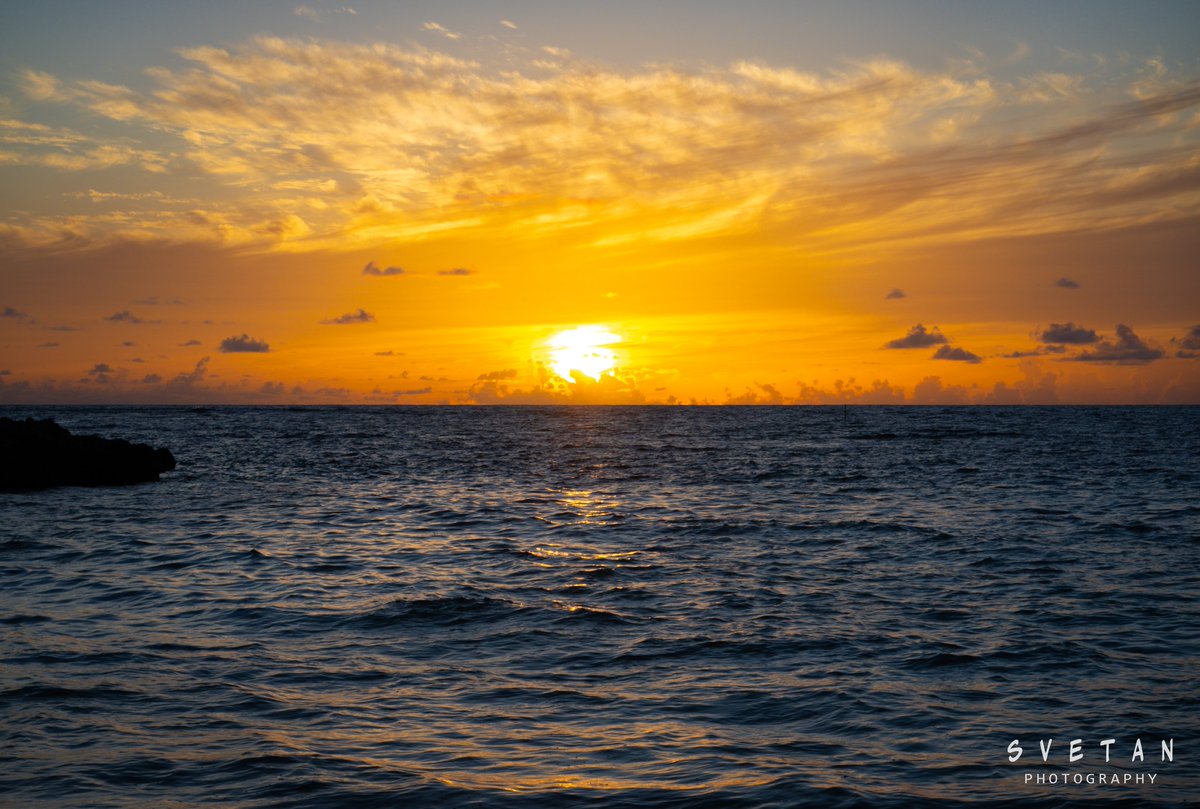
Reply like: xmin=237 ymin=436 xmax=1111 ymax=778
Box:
xmin=2 ymin=406 xmax=1198 ymax=808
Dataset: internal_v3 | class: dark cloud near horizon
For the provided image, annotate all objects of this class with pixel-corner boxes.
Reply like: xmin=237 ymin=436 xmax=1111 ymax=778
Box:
xmin=1055 ymin=277 xmax=1081 ymax=289
xmin=321 ymin=308 xmax=376 ymax=325
xmin=884 ymin=324 xmax=947 ymax=349
xmin=1073 ymin=324 xmax=1163 ymax=364
xmin=438 ymin=268 xmax=471 ymax=276
xmin=477 ymin=368 xmax=518 ymax=381
xmin=167 ymin=357 xmax=209 ymax=389
xmin=181 ymin=339 xmax=202 ymax=346
xmin=932 ymin=345 xmax=982 ymax=363
xmin=362 ymin=261 xmax=404 ymax=276
xmin=2 ymin=306 xmax=27 ymax=319
xmin=219 ymin=334 xmax=270 ymax=353
xmin=1039 ymin=322 xmax=1098 ymax=344
xmin=884 ymin=288 xmax=906 ymax=300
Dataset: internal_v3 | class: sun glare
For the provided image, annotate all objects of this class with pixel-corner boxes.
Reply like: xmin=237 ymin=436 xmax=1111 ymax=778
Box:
xmin=548 ymin=326 xmax=620 ymax=382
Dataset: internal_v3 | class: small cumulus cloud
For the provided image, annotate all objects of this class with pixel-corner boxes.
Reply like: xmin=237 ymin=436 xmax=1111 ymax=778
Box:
xmin=122 ymin=340 xmax=136 ymax=347
xmin=542 ymin=46 xmax=571 ymax=59
xmin=477 ymin=368 xmax=518 ymax=381
xmin=1055 ymin=277 xmax=1081 ymax=289
xmin=141 ymin=373 xmax=162 ymax=384
xmin=362 ymin=260 xmax=404 ymax=276
xmin=260 ymin=381 xmax=286 ymax=395
xmin=884 ymin=288 xmax=906 ymax=300
xmin=180 ymin=339 xmax=202 ymax=346
xmin=422 ymin=21 xmax=461 ymax=40
xmin=1172 ymin=325 xmax=1200 ymax=354
xmin=1038 ymin=322 xmax=1098 ymax=344
xmin=2 ymin=306 xmax=28 ymax=319
xmin=395 ymin=386 xmax=432 ymax=396
xmin=932 ymin=345 xmax=982 ymax=363
xmin=437 ymin=267 xmax=471 ymax=276
xmin=501 ymin=20 xmax=518 ymax=30
xmin=105 ymin=310 xmax=157 ymax=324
xmin=1072 ymin=324 xmax=1163 ymax=364
xmin=219 ymin=334 xmax=270 ymax=353
xmin=884 ymin=324 xmax=947 ymax=349
xmin=321 ymin=308 xmax=375 ymax=325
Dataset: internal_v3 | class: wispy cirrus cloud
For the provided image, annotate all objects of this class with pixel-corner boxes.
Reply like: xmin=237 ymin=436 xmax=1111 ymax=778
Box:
xmin=422 ymin=21 xmax=461 ymax=40
xmin=3 ymin=38 xmax=1197 ymax=255
xmin=294 ymin=5 xmax=356 ymax=22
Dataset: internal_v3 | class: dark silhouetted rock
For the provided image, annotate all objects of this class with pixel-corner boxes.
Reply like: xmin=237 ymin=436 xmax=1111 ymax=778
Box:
xmin=0 ymin=417 xmax=176 ymax=490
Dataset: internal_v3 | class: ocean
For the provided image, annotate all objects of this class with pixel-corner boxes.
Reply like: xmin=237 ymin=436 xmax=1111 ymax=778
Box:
xmin=2 ymin=405 xmax=1198 ymax=807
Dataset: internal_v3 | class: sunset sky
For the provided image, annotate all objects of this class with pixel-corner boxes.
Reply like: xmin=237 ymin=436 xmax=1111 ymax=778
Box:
xmin=1 ymin=0 xmax=1198 ymax=404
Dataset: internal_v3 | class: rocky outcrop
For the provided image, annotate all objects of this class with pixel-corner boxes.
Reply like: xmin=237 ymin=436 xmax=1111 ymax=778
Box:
xmin=0 ymin=417 xmax=176 ymax=490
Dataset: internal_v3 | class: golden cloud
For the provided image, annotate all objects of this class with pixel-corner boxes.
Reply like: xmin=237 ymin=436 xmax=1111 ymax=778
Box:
xmin=5 ymin=38 xmax=1198 ymax=254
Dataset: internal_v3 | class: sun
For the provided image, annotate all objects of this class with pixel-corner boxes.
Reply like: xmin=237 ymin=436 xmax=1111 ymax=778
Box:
xmin=548 ymin=326 xmax=621 ymax=382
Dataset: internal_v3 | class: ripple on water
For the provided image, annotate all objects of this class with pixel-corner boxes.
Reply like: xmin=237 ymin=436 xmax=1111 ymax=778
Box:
xmin=1 ymin=405 xmax=1198 ymax=807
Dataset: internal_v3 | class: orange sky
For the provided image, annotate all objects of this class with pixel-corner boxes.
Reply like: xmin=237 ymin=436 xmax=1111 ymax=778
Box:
xmin=1 ymin=3 xmax=1198 ymax=404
